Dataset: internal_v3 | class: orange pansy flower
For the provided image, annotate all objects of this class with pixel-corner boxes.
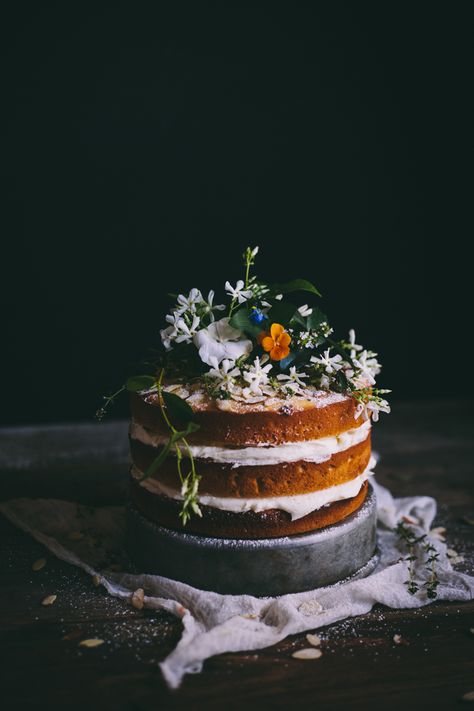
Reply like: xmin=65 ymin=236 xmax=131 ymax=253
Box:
xmin=259 ymin=323 xmax=291 ymax=361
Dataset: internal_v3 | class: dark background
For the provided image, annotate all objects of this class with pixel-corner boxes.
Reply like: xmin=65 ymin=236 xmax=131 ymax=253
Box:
xmin=2 ymin=2 xmax=472 ymax=425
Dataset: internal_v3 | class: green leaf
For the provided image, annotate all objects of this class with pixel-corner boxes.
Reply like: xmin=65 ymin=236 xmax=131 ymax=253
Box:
xmin=267 ymin=301 xmax=297 ymax=325
xmin=270 ymin=279 xmax=322 ymax=298
xmin=307 ymin=307 xmax=328 ymax=330
xmin=126 ymin=375 xmax=156 ymax=392
xmin=229 ymin=308 xmax=262 ymax=337
xmin=162 ymin=391 xmax=196 ymax=423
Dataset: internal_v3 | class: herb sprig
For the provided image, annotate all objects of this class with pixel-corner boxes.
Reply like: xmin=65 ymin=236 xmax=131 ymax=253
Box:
xmin=395 ymin=520 xmax=440 ymax=599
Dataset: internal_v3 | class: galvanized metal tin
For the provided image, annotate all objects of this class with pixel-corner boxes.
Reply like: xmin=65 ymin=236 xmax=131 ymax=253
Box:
xmin=127 ymin=485 xmax=378 ymax=596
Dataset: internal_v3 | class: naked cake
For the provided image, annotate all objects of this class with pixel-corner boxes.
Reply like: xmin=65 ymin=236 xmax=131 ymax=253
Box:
xmin=100 ymin=246 xmax=390 ymax=591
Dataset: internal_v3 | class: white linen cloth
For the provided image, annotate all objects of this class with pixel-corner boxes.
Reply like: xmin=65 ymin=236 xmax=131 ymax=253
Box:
xmin=1 ymin=480 xmax=473 ymax=689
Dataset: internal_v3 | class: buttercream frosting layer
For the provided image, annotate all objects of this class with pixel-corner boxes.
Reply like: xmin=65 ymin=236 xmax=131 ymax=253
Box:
xmin=130 ymin=419 xmax=371 ymax=467
xmin=131 ymin=456 xmax=376 ymax=521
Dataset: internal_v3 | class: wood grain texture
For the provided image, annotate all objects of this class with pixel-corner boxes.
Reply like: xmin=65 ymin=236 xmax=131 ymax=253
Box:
xmin=0 ymin=398 xmax=473 ymax=710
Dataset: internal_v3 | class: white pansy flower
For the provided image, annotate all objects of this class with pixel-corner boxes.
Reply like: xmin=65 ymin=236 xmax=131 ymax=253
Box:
xmin=200 ymin=290 xmax=226 ymax=321
xmin=311 ymin=349 xmax=343 ymax=374
xmin=242 ymin=357 xmax=273 ymax=396
xmin=298 ymin=304 xmax=313 ymax=317
xmin=277 ymin=366 xmax=309 ymax=392
xmin=193 ymin=317 xmax=252 ymax=366
xmin=225 ymin=280 xmax=253 ymax=304
xmin=175 ymin=288 xmax=203 ymax=315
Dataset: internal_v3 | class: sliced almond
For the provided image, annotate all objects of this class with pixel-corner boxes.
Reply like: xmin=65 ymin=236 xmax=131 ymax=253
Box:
xmin=306 ymin=633 xmax=321 ymax=647
xmin=447 ymin=548 xmax=459 ymax=558
xmin=41 ymin=594 xmax=57 ymax=606
xmin=393 ymin=634 xmax=402 ymax=644
xmin=402 ymin=515 xmax=420 ymax=525
xmin=131 ymin=588 xmax=145 ymax=610
xmin=292 ymin=648 xmax=323 ymax=660
xmin=32 ymin=558 xmax=46 ymax=572
xmin=79 ymin=638 xmax=104 ymax=649
xmin=462 ymin=691 xmax=474 ymax=701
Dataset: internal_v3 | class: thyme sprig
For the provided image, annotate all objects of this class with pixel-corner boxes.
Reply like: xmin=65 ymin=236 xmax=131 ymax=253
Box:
xmin=395 ymin=520 xmax=440 ymax=599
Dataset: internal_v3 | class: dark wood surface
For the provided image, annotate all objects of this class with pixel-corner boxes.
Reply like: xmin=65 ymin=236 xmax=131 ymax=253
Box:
xmin=1 ymin=399 xmax=474 ymax=710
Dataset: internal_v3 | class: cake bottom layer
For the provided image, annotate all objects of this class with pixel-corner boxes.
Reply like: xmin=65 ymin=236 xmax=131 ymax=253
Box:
xmin=126 ymin=484 xmax=378 ymax=595
xmin=129 ymin=479 xmax=369 ymax=539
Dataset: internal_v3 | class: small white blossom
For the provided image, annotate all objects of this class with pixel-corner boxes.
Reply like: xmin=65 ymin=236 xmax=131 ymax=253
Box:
xmin=225 ymin=280 xmax=253 ymax=304
xmin=348 ymin=329 xmax=363 ymax=358
xmin=242 ymin=357 xmax=273 ymax=396
xmin=311 ymin=349 xmax=343 ymax=374
xmin=277 ymin=366 xmax=309 ymax=393
xmin=352 ymin=350 xmax=381 ymax=386
xmin=200 ymin=290 xmax=226 ymax=321
xmin=355 ymin=396 xmax=391 ymax=422
xmin=193 ymin=317 xmax=252 ymax=366
xmin=175 ymin=288 xmax=203 ymax=315
xmin=174 ymin=315 xmax=201 ymax=344
xmin=207 ymin=358 xmax=240 ymax=389
xmin=298 ymin=304 xmax=313 ymax=317
xmin=275 ymin=293 xmax=283 ymax=301
xmin=160 ymin=324 xmax=177 ymax=350
xmin=250 ymin=246 xmax=259 ymax=257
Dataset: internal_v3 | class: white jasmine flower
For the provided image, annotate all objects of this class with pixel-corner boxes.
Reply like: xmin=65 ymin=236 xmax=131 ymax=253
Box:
xmin=225 ymin=280 xmax=253 ymax=304
xmin=175 ymin=288 xmax=203 ymax=315
xmin=352 ymin=350 xmax=381 ymax=386
xmin=242 ymin=356 xmax=273 ymax=396
xmin=193 ymin=317 xmax=253 ymax=366
xmin=348 ymin=329 xmax=363 ymax=358
xmin=277 ymin=366 xmax=309 ymax=392
xmin=250 ymin=246 xmax=259 ymax=257
xmin=298 ymin=304 xmax=313 ymax=317
xmin=355 ymin=396 xmax=390 ymax=422
xmin=160 ymin=324 xmax=177 ymax=350
xmin=174 ymin=315 xmax=201 ymax=344
xmin=311 ymin=349 xmax=343 ymax=374
xmin=200 ymin=290 xmax=226 ymax=321
xmin=207 ymin=359 xmax=240 ymax=388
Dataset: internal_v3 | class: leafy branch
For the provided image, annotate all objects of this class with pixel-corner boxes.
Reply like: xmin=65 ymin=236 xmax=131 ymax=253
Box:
xmin=96 ymin=371 xmax=202 ymax=525
xmin=135 ymin=370 xmax=202 ymax=526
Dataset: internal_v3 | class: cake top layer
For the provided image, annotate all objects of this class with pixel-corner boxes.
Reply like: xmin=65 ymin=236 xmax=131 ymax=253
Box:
xmin=147 ymin=382 xmax=349 ymax=414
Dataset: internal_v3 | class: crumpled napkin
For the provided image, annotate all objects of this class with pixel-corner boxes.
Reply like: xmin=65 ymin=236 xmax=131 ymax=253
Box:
xmin=1 ymin=480 xmax=473 ymax=689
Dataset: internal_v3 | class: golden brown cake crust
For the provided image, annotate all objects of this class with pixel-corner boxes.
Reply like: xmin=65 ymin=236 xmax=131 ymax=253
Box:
xmin=130 ymin=390 xmax=362 ymax=446
xmin=130 ymin=479 xmax=369 ymax=539
xmin=130 ymin=435 xmax=371 ymax=498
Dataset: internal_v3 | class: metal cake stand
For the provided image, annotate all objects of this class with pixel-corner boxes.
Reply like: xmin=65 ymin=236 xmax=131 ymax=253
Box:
xmin=127 ymin=484 xmax=378 ymax=596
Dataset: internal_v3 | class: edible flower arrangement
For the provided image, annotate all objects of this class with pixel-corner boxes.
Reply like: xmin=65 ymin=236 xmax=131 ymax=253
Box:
xmin=97 ymin=246 xmax=390 ymax=523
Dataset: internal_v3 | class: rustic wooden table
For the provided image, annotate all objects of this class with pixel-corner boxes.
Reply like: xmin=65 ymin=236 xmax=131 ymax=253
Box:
xmin=1 ymin=399 xmax=473 ymax=710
